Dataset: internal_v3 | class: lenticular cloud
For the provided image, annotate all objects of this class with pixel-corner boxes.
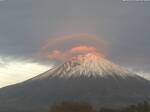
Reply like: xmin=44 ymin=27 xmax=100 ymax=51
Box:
xmin=47 ymin=45 xmax=105 ymax=62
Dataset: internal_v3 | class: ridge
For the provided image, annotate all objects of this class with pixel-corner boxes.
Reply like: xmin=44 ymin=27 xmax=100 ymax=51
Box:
xmin=32 ymin=53 xmax=137 ymax=80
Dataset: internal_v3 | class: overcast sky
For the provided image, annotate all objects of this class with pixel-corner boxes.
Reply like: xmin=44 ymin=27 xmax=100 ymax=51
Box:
xmin=0 ymin=0 xmax=150 ymax=87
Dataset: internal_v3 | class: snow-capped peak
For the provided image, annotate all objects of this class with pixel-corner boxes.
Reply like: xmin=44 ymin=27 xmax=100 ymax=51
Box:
xmin=56 ymin=53 xmax=130 ymax=78
xmin=33 ymin=53 xmax=135 ymax=80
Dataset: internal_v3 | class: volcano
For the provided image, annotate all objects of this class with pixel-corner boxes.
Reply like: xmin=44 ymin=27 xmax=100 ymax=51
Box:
xmin=0 ymin=53 xmax=150 ymax=112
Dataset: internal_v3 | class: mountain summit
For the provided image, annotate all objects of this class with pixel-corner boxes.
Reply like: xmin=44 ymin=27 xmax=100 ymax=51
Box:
xmin=0 ymin=53 xmax=150 ymax=112
xmin=33 ymin=53 xmax=133 ymax=80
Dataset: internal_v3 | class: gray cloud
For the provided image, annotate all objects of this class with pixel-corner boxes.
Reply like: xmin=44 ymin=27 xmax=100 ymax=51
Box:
xmin=0 ymin=0 xmax=38 ymax=58
xmin=0 ymin=0 xmax=150 ymax=73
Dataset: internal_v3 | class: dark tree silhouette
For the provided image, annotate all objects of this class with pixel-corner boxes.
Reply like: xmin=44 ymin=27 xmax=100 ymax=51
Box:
xmin=50 ymin=102 xmax=95 ymax=112
xmin=49 ymin=101 xmax=150 ymax=112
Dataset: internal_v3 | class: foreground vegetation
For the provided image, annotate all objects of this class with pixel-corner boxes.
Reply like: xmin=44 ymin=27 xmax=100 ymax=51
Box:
xmin=50 ymin=101 xmax=150 ymax=112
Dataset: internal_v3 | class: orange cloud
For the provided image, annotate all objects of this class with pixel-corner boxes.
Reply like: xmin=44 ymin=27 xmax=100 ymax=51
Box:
xmin=47 ymin=45 xmax=104 ymax=62
xmin=41 ymin=33 xmax=109 ymax=53
xmin=70 ymin=46 xmax=96 ymax=54
xmin=47 ymin=50 xmax=64 ymax=61
xmin=39 ymin=33 xmax=109 ymax=61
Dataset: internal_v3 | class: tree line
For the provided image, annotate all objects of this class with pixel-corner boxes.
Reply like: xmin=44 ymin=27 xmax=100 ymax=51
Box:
xmin=50 ymin=101 xmax=150 ymax=112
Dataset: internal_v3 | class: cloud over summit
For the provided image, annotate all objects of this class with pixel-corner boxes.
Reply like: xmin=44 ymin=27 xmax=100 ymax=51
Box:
xmin=47 ymin=46 xmax=104 ymax=61
xmin=40 ymin=33 xmax=108 ymax=61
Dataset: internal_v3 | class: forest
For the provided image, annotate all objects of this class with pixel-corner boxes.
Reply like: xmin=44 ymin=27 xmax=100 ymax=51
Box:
xmin=50 ymin=101 xmax=150 ymax=112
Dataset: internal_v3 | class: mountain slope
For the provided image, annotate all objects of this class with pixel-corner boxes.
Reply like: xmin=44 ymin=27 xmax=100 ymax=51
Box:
xmin=31 ymin=53 xmax=135 ymax=79
xmin=0 ymin=53 xmax=150 ymax=112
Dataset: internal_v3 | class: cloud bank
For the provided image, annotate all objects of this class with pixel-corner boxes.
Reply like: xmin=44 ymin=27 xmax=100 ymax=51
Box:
xmin=0 ymin=58 xmax=50 ymax=88
xmin=39 ymin=33 xmax=108 ymax=62
xmin=47 ymin=46 xmax=105 ymax=62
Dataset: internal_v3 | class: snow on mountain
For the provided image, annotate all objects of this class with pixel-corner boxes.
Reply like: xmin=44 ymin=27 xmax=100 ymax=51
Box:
xmin=0 ymin=53 xmax=150 ymax=112
xmin=32 ymin=53 xmax=137 ymax=80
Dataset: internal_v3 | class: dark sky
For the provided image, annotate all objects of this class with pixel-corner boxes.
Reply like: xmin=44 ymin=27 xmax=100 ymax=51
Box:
xmin=0 ymin=0 xmax=150 ymax=86
xmin=33 ymin=0 xmax=150 ymax=67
